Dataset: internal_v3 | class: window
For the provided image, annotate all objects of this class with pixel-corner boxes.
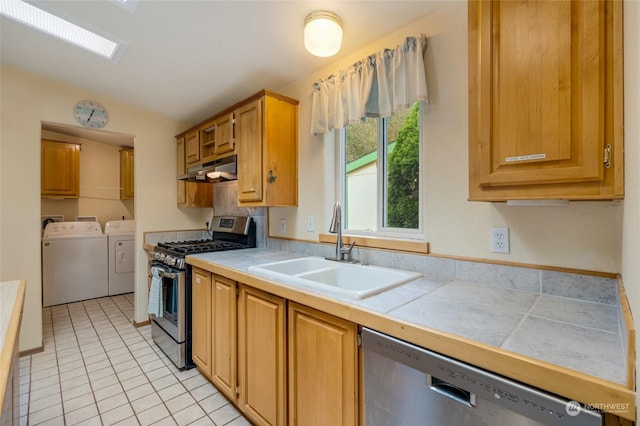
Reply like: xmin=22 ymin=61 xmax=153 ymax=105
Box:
xmin=338 ymin=102 xmax=422 ymax=238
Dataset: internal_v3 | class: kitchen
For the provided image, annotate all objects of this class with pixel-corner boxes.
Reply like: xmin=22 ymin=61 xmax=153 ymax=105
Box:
xmin=1 ymin=0 xmax=639 ymax=425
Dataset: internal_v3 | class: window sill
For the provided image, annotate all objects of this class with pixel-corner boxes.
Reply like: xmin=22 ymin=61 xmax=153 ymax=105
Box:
xmin=318 ymin=233 xmax=430 ymax=254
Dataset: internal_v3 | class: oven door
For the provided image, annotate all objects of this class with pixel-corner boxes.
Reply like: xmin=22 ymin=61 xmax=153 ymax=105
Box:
xmin=151 ymin=262 xmax=185 ymax=343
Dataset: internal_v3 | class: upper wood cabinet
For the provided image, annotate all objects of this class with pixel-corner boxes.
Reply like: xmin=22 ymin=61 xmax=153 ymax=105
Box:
xmin=176 ymin=136 xmax=213 ymax=208
xmin=185 ymin=129 xmax=200 ymax=166
xmin=236 ymin=100 xmax=263 ymax=203
xmin=41 ymin=140 xmax=80 ymax=198
xmin=288 ymin=302 xmax=358 ymax=426
xmin=236 ymin=93 xmax=298 ymax=207
xmin=200 ymin=113 xmax=235 ymax=162
xmin=468 ymin=0 xmax=623 ymax=201
xmin=176 ymin=89 xmax=298 ymax=207
xmin=119 ymin=148 xmax=134 ymax=200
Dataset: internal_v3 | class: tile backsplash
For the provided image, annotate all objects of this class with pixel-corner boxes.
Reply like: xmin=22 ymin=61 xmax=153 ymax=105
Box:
xmin=266 ymin=237 xmax=619 ymax=305
xmin=214 ymin=181 xmax=267 ymax=247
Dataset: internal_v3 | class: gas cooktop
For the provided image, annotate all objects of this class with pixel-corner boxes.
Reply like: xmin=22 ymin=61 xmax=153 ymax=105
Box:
xmin=156 ymin=239 xmax=248 ymax=255
xmin=150 ymin=216 xmax=256 ymax=269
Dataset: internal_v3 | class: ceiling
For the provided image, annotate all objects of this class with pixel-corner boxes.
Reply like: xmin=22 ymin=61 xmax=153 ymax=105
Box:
xmin=1 ymin=0 xmax=440 ymax=128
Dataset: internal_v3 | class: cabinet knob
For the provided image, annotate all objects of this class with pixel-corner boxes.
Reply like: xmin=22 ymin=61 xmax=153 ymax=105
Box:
xmin=268 ymin=170 xmax=277 ymax=184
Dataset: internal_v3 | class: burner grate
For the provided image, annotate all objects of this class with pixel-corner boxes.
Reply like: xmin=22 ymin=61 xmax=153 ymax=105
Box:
xmin=157 ymin=239 xmax=247 ymax=255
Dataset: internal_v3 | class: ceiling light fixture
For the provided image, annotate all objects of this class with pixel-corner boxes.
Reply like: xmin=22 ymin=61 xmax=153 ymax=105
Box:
xmin=304 ymin=11 xmax=343 ymax=57
xmin=0 ymin=0 xmax=119 ymax=59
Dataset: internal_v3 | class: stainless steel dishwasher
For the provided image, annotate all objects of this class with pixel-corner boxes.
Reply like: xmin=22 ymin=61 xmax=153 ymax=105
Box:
xmin=362 ymin=328 xmax=602 ymax=426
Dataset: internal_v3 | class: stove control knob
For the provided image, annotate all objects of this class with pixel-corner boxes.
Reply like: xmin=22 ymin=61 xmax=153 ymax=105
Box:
xmin=167 ymin=256 xmax=176 ymax=266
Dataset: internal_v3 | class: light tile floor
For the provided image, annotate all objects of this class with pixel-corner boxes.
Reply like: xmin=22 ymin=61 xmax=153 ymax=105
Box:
xmin=18 ymin=294 xmax=250 ymax=426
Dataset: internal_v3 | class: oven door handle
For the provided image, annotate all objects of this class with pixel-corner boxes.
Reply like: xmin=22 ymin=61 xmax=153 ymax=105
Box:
xmin=160 ymin=270 xmax=180 ymax=280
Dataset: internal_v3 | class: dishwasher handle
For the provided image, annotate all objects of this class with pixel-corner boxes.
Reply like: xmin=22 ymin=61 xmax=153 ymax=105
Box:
xmin=427 ymin=375 xmax=477 ymax=408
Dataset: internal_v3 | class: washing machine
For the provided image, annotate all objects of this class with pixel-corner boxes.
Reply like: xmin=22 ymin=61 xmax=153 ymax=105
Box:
xmin=42 ymin=221 xmax=108 ymax=307
xmin=104 ymin=220 xmax=135 ymax=295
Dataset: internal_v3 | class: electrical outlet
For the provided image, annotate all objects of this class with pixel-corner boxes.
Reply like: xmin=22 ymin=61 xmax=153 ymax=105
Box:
xmin=491 ymin=227 xmax=510 ymax=253
xmin=280 ymin=218 xmax=286 ymax=234
xmin=307 ymin=216 xmax=314 ymax=232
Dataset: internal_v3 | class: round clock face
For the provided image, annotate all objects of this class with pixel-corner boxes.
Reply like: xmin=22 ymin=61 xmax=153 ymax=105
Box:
xmin=74 ymin=100 xmax=108 ymax=128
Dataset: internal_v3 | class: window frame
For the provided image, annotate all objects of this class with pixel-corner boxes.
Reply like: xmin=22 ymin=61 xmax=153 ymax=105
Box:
xmin=337 ymin=102 xmax=424 ymax=241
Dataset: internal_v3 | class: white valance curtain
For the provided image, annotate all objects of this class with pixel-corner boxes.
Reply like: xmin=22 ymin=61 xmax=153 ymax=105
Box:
xmin=311 ymin=34 xmax=428 ymax=135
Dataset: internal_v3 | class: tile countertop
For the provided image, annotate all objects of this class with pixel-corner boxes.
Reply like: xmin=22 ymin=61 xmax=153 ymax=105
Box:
xmin=186 ymin=249 xmax=635 ymax=420
xmin=0 ymin=280 xmax=26 ymax=411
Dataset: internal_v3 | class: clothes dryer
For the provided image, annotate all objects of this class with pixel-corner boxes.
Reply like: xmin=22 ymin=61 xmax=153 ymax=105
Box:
xmin=104 ymin=220 xmax=135 ymax=296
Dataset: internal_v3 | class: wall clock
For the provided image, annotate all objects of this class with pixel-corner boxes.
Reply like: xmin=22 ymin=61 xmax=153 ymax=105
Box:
xmin=74 ymin=100 xmax=108 ymax=128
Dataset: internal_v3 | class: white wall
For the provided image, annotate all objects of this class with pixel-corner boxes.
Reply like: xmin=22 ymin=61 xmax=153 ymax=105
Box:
xmin=273 ymin=1 xmax=622 ymax=274
xmin=0 ymin=64 xmax=206 ymax=351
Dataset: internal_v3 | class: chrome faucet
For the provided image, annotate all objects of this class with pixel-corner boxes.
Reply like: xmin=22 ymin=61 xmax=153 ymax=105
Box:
xmin=327 ymin=202 xmax=356 ymax=262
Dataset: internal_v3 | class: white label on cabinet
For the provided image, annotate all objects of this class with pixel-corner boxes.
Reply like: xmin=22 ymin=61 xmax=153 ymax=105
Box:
xmin=505 ymin=153 xmax=546 ymax=163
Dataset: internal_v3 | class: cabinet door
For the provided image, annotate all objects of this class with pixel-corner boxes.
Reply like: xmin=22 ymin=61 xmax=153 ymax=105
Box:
xmin=119 ymin=148 xmax=134 ymax=200
xmin=468 ymin=0 xmax=623 ymax=200
xmin=176 ymin=137 xmax=187 ymax=205
xmin=288 ymin=302 xmax=358 ymax=426
xmin=262 ymin=95 xmax=298 ymax=207
xmin=236 ymin=99 xmax=264 ymax=203
xmin=215 ymin=113 xmax=235 ymax=157
xmin=192 ymin=268 xmax=212 ymax=378
xmin=212 ymin=275 xmax=237 ymax=401
xmin=238 ymin=286 xmax=286 ymax=426
xmin=185 ymin=129 xmax=200 ymax=165
xmin=41 ymin=140 xmax=80 ymax=198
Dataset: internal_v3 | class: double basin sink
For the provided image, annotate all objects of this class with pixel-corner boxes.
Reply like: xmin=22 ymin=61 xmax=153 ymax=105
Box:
xmin=248 ymin=256 xmax=422 ymax=299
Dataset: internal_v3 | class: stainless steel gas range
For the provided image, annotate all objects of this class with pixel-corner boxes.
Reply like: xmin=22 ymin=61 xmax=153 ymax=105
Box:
xmin=148 ymin=216 xmax=256 ymax=369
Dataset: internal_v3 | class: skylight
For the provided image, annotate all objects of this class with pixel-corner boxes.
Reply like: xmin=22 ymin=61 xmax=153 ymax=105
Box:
xmin=0 ymin=0 xmax=120 ymax=59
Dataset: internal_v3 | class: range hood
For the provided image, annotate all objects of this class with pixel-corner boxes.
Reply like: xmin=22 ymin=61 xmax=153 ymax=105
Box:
xmin=178 ymin=154 xmax=237 ymax=183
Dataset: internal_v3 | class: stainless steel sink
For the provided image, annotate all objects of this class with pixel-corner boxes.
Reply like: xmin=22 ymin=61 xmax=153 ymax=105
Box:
xmin=248 ymin=257 xmax=422 ymax=299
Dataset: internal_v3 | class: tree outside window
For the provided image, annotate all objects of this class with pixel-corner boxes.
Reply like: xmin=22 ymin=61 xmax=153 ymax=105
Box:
xmin=342 ymin=102 xmax=421 ymax=234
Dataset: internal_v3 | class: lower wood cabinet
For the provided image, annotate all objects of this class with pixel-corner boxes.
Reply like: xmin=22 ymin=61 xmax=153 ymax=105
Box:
xmin=191 ymin=267 xmax=212 ymax=378
xmin=238 ymin=286 xmax=286 ymax=426
xmin=288 ymin=302 xmax=358 ymax=426
xmin=191 ymin=270 xmax=286 ymax=426
xmin=211 ymin=275 xmax=237 ymax=400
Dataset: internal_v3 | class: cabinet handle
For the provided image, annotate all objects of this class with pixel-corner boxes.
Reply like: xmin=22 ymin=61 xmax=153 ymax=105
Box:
xmin=604 ymin=144 xmax=612 ymax=168
xmin=267 ymin=170 xmax=277 ymax=184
